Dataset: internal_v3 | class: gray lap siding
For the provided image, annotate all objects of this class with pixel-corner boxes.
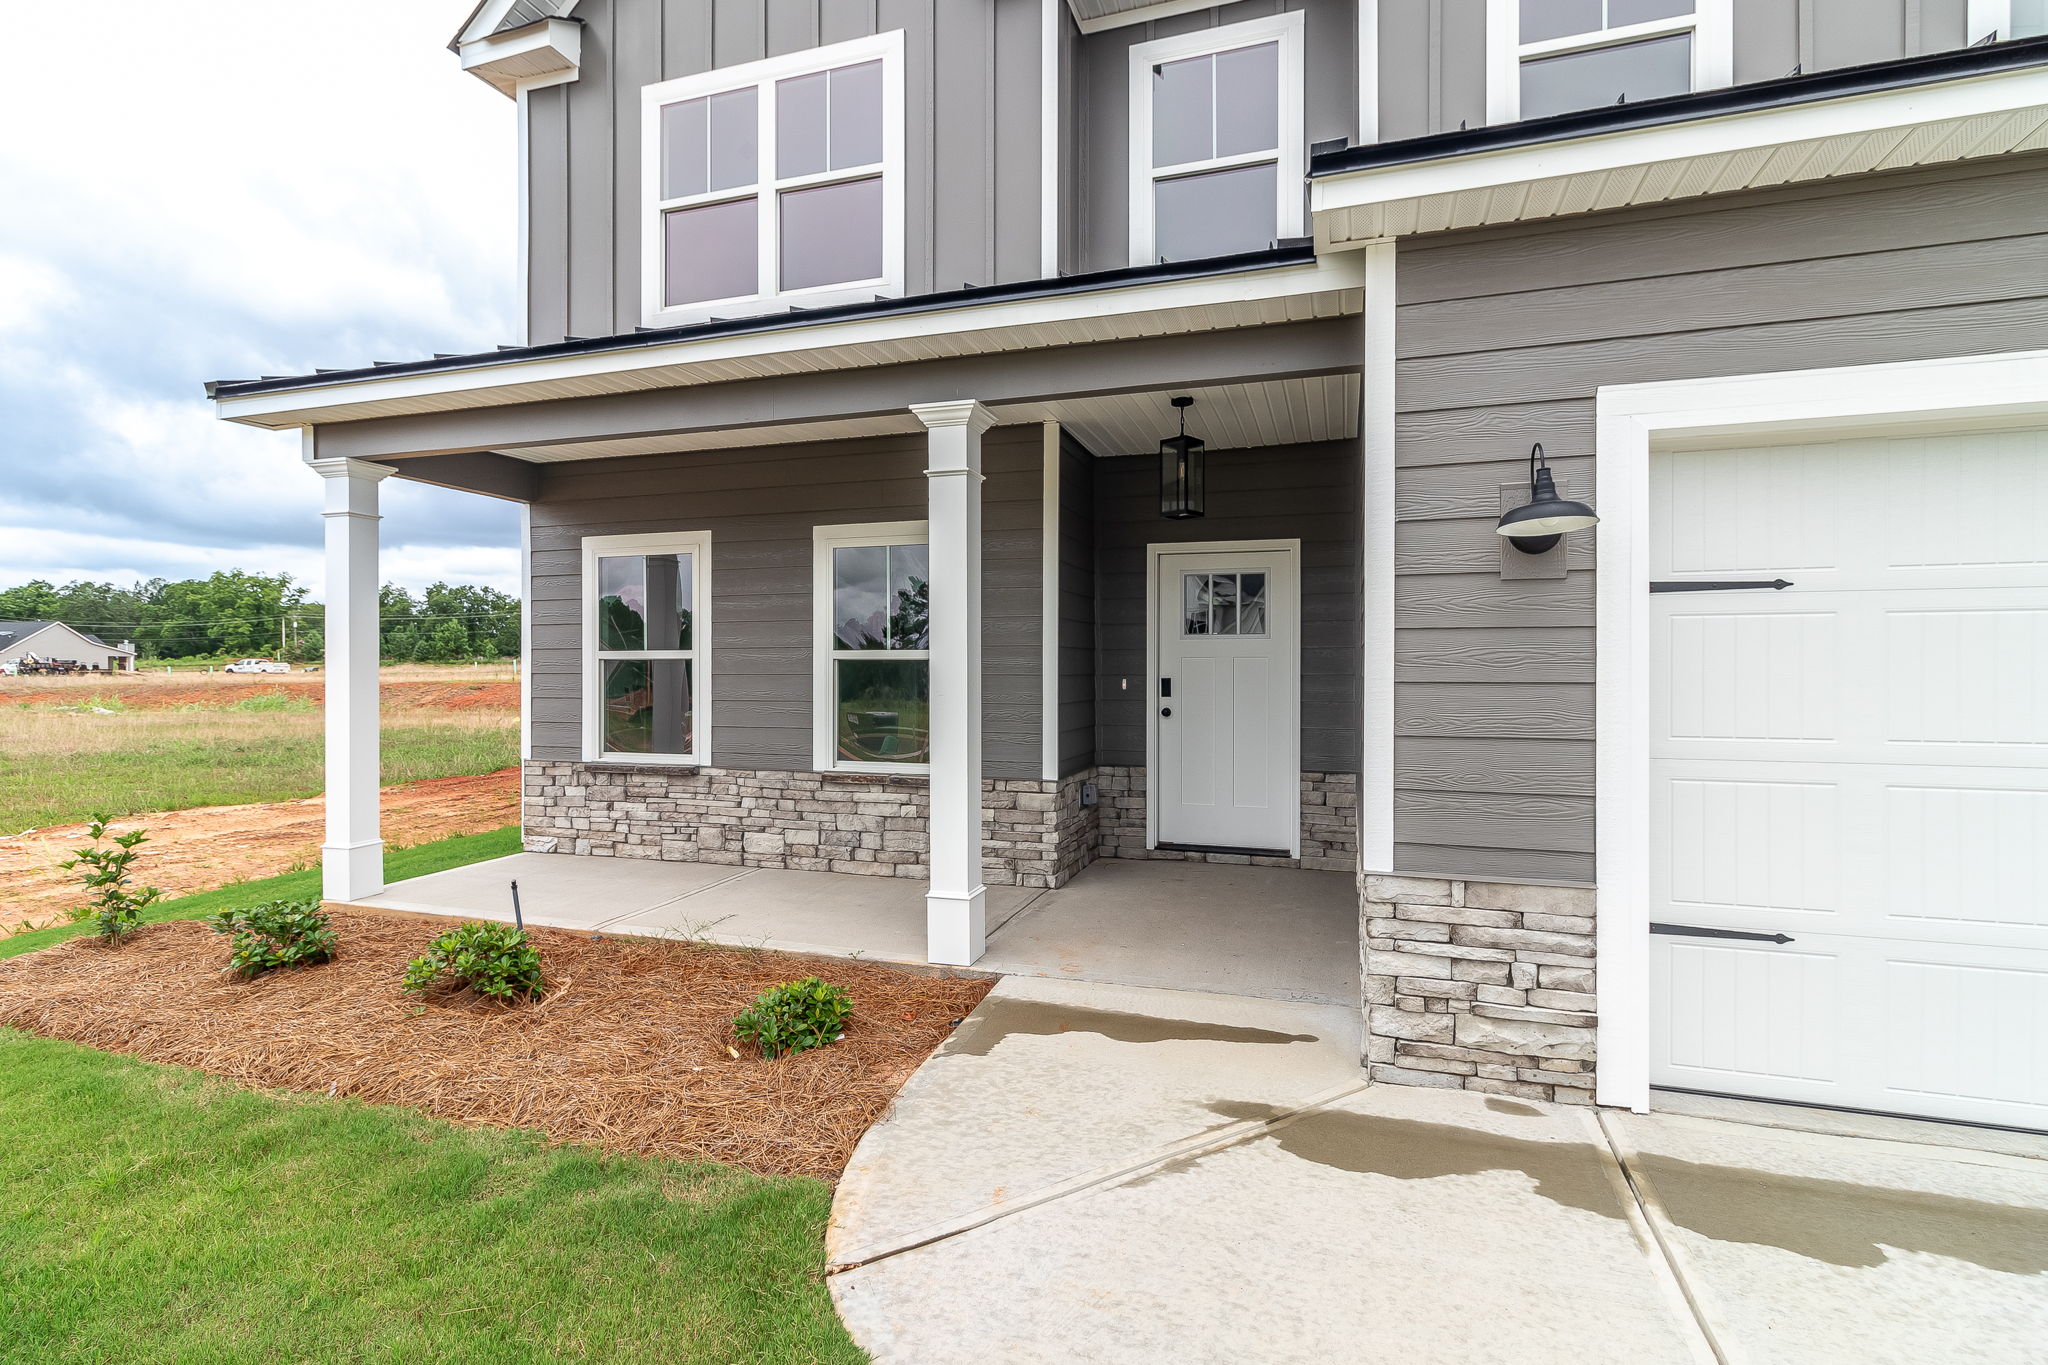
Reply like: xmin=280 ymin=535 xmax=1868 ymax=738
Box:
xmin=1392 ymin=153 xmax=2048 ymax=884
xmin=527 ymin=424 xmax=1045 ymax=777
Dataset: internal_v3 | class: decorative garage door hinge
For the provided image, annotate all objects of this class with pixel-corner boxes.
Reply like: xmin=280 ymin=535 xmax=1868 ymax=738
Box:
xmin=1651 ymin=922 xmax=1795 ymax=944
xmin=1648 ymin=579 xmax=1794 ymax=593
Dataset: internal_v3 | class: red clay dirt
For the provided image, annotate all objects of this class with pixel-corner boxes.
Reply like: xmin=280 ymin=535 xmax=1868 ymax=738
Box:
xmin=0 ymin=678 xmax=519 ymax=712
xmin=0 ymin=769 xmax=521 ymax=934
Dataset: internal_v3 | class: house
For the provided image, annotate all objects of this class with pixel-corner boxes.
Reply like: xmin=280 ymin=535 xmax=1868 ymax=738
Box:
xmin=208 ymin=1 xmax=2048 ymax=1132
xmin=0 ymin=620 xmax=137 ymax=672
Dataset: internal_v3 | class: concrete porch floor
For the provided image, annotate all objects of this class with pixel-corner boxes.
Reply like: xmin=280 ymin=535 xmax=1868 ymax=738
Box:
xmin=348 ymin=852 xmax=1361 ymax=1004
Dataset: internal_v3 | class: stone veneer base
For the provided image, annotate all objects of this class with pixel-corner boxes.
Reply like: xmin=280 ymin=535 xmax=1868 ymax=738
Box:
xmin=522 ymin=761 xmax=1098 ymax=889
xmin=1093 ymin=765 xmax=1358 ymax=872
xmin=1360 ymin=874 xmax=1597 ymax=1105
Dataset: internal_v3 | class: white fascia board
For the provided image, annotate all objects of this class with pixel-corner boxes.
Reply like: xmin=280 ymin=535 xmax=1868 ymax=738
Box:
xmin=1311 ymin=62 xmax=2048 ymax=240
xmin=214 ymin=252 xmax=1367 ymax=429
xmin=460 ymin=17 xmax=582 ymax=98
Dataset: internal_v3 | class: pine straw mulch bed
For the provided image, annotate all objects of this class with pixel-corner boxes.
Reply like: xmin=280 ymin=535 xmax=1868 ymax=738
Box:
xmin=0 ymin=912 xmax=991 ymax=1182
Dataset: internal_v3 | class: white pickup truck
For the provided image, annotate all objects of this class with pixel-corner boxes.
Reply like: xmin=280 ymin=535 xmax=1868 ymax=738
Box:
xmin=224 ymin=658 xmax=292 ymax=674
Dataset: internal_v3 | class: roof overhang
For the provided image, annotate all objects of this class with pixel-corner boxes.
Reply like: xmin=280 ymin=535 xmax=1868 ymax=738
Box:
xmin=1064 ymin=0 xmax=1228 ymax=35
xmin=211 ymin=249 xmax=1365 ymax=431
xmin=456 ymin=16 xmax=582 ymax=97
xmin=1311 ymin=40 xmax=2048 ymax=246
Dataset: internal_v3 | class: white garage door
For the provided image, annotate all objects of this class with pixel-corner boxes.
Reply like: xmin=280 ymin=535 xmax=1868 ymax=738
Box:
xmin=1648 ymin=427 xmax=2048 ymax=1130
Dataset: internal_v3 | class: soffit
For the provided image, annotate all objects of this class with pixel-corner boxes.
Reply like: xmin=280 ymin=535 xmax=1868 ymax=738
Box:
xmin=473 ymin=374 xmax=1360 ymax=465
xmin=1313 ymin=60 xmax=2048 ymax=245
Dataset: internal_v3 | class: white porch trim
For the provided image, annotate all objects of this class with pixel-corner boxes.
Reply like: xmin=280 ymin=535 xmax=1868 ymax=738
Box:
xmin=1592 ymin=347 xmax=2048 ymax=1112
xmin=310 ymin=454 xmax=396 ymax=902
xmin=914 ymin=399 xmax=997 ymax=966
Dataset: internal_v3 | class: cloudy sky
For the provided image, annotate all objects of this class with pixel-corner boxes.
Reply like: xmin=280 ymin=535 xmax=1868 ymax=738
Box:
xmin=0 ymin=2 xmax=524 ymax=597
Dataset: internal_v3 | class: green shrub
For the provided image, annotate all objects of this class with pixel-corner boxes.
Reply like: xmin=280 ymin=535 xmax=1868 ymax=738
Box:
xmin=206 ymin=898 xmax=337 ymax=979
xmin=402 ymin=922 xmax=543 ymax=1002
xmin=60 ymin=815 xmax=166 ymax=945
xmin=734 ymin=977 xmax=853 ymax=1059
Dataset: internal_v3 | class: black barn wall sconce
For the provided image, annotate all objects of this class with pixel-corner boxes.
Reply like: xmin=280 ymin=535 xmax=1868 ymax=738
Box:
xmin=1497 ymin=443 xmax=1599 ymax=553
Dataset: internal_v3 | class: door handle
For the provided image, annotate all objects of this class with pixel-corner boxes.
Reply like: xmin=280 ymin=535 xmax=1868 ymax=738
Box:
xmin=1160 ymin=707 xmax=1172 ymax=718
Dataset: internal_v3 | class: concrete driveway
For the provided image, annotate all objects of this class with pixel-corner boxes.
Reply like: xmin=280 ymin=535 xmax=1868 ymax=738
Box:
xmin=828 ymin=977 xmax=2048 ymax=1364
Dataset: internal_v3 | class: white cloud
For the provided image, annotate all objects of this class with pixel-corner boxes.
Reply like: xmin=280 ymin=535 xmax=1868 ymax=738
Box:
xmin=0 ymin=2 xmax=522 ymax=596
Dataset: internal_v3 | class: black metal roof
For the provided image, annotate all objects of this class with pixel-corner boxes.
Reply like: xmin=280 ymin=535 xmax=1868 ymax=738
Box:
xmin=204 ymin=241 xmax=1319 ymax=401
xmin=1311 ymin=34 xmax=2048 ymax=178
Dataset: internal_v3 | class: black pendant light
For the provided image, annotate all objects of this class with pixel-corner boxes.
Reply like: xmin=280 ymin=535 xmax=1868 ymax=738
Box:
xmin=1497 ymin=443 xmax=1598 ymax=553
xmin=1159 ymin=395 xmax=1205 ymax=520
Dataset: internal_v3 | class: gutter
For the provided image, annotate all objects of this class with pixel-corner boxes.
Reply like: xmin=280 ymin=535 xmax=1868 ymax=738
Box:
xmin=1311 ymin=34 xmax=2048 ymax=178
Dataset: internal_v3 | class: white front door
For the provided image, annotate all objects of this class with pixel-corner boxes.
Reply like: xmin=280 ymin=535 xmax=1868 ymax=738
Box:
xmin=1152 ymin=546 xmax=1299 ymax=855
xmin=1648 ymin=427 xmax=2048 ymax=1129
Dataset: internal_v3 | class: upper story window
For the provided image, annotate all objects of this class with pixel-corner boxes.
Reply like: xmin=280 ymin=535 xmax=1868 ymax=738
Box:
xmin=641 ymin=33 xmax=904 ymax=326
xmin=1128 ymin=12 xmax=1305 ymax=266
xmin=1486 ymin=0 xmax=1731 ymax=124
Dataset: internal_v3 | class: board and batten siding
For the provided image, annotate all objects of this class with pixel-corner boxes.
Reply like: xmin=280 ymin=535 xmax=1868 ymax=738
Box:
xmin=1391 ymin=152 xmax=2048 ymax=885
xmin=1091 ymin=439 xmax=1362 ymax=772
xmin=526 ymin=425 xmax=1045 ymax=776
xmin=1069 ymin=0 xmax=1357 ymax=275
xmin=1369 ymin=0 xmax=1976 ymax=147
xmin=526 ymin=0 xmax=1048 ymax=345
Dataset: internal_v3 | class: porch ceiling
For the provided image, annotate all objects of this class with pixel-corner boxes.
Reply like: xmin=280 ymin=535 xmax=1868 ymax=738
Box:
xmin=485 ymin=373 xmax=1360 ymax=463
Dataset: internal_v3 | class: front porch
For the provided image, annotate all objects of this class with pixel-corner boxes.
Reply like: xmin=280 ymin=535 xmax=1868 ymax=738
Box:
xmin=346 ymin=853 xmax=1359 ymax=1006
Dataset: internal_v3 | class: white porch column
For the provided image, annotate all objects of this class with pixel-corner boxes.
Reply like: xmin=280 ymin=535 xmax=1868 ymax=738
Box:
xmin=913 ymin=399 xmax=996 ymax=966
xmin=310 ymin=455 xmax=396 ymax=902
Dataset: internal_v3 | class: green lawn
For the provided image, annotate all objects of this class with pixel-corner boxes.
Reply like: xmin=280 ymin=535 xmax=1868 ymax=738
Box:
xmin=0 ymin=827 xmax=866 ymax=1363
xmin=0 ymin=708 xmax=518 ymax=832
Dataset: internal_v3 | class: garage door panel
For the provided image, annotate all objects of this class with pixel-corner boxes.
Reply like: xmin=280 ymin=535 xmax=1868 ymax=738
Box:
xmin=1649 ymin=426 xmax=2048 ymax=1129
xmin=1883 ymin=428 xmax=2048 ymax=571
xmin=1885 ymin=785 xmax=2048 ymax=930
xmin=1655 ymin=939 xmax=1842 ymax=1087
xmin=1885 ymin=955 xmax=2048 ymax=1115
xmin=1886 ymin=607 xmax=2048 ymax=746
xmin=1658 ymin=776 xmax=1840 ymax=915
xmin=1662 ymin=611 xmax=1839 ymax=742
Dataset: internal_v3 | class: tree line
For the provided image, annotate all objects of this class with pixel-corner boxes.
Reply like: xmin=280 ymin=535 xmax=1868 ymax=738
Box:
xmin=0 ymin=573 xmax=520 ymax=663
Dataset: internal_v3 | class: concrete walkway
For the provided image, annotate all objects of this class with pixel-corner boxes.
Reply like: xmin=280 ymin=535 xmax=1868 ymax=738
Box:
xmin=829 ymin=977 xmax=2048 ymax=1364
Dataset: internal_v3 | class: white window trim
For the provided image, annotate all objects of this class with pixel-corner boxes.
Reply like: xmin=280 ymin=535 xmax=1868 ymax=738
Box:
xmin=581 ymin=530 xmax=712 ymax=766
xmin=1127 ymin=10 xmax=1306 ymax=267
xmin=812 ymin=519 xmax=932 ymax=775
xmin=639 ymin=31 xmax=906 ymax=329
xmin=1484 ymin=0 xmax=1732 ymax=126
xmin=1591 ymin=347 xmax=2048 ymax=1114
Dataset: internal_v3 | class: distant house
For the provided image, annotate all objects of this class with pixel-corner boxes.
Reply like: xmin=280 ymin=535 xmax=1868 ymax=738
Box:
xmin=0 ymin=621 xmax=137 ymax=672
